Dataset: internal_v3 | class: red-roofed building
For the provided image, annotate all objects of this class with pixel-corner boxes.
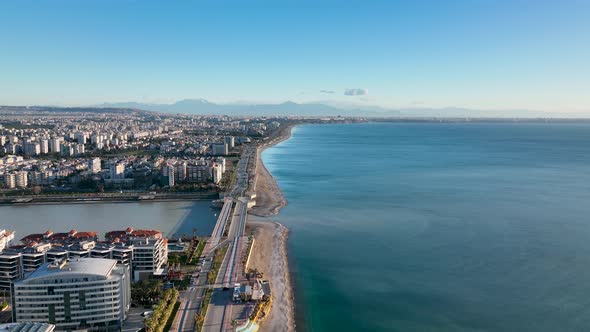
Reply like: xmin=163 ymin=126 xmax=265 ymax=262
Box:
xmin=103 ymin=227 xmax=167 ymax=281
xmin=20 ymin=234 xmax=45 ymax=244
xmin=72 ymin=232 xmax=98 ymax=241
xmin=105 ymin=231 xmax=127 ymax=241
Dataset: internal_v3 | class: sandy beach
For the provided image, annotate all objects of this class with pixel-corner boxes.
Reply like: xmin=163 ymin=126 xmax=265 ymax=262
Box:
xmin=246 ymin=124 xmax=296 ymax=331
xmin=249 ymin=124 xmax=294 ymax=218
xmin=247 ymin=219 xmax=295 ymax=332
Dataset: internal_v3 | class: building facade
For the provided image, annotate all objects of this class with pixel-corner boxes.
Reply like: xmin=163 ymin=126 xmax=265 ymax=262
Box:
xmin=88 ymin=158 xmax=101 ymax=174
xmin=12 ymin=258 xmax=130 ymax=332
xmin=0 ymin=230 xmax=14 ymax=252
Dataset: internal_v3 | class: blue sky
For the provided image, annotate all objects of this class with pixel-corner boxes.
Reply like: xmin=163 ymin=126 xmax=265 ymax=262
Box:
xmin=0 ymin=0 xmax=589 ymax=112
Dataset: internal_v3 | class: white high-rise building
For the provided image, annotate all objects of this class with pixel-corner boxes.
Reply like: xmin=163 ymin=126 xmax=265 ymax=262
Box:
xmin=3 ymin=173 xmax=16 ymax=189
xmin=40 ymin=139 xmax=49 ymax=154
xmin=15 ymin=171 xmax=28 ymax=188
xmin=211 ymin=163 xmax=223 ymax=184
xmin=110 ymin=162 xmax=125 ymax=179
xmin=50 ymin=138 xmax=62 ymax=154
xmin=216 ymin=157 xmax=226 ymax=174
xmin=162 ymin=164 xmax=175 ymax=187
xmin=13 ymin=258 xmax=131 ymax=331
xmin=88 ymin=157 xmax=101 ymax=173
xmin=130 ymin=238 xmax=168 ymax=281
xmin=224 ymin=136 xmax=235 ymax=149
xmin=91 ymin=133 xmax=103 ymax=146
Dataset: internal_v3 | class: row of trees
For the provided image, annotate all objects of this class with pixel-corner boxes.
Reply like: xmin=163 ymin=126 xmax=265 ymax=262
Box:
xmin=131 ymin=280 xmax=163 ymax=305
xmin=144 ymin=288 xmax=179 ymax=332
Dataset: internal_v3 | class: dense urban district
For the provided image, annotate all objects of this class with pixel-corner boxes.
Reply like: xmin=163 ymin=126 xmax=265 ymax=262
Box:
xmin=0 ymin=106 xmax=363 ymax=332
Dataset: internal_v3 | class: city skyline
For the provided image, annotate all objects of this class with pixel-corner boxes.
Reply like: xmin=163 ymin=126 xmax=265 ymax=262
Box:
xmin=1 ymin=0 xmax=589 ymax=114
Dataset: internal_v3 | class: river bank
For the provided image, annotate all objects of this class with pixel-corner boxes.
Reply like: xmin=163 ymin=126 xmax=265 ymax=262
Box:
xmin=247 ymin=124 xmax=296 ymax=332
xmin=0 ymin=192 xmax=218 ymax=206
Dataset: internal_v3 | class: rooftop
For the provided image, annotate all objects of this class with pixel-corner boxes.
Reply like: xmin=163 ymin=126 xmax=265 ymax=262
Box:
xmin=21 ymin=257 xmax=117 ymax=282
xmin=0 ymin=323 xmax=55 ymax=332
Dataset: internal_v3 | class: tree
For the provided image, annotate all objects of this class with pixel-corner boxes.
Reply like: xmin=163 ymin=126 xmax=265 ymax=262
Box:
xmin=32 ymin=186 xmax=42 ymax=195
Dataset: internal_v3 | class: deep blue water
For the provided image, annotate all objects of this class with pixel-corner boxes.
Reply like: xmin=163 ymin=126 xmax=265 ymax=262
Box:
xmin=262 ymin=122 xmax=590 ymax=332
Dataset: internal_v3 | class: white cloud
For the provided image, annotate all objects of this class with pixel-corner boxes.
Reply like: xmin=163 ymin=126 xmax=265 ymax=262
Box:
xmin=320 ymin=90 xmax=335 ymax=94
xmin=344 ymin=88 xmax=368 ymax=96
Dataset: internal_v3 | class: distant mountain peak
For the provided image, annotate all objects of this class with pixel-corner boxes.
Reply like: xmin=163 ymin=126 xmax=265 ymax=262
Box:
xmin=175 ymin=98 xmax=213 ymax=105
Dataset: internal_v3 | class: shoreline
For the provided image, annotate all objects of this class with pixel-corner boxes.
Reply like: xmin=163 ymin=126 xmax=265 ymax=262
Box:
xmin=246 ymin=219 xmax=295 ymax=332
xmin=249 ymin=124 xmax=294 ymax=218
xmin=247 ymin=124 xmax=297 ymax=332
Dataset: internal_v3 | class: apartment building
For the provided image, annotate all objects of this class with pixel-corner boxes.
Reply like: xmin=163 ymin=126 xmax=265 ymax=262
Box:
xmin=0 ymin=229 xmax=14 ymax=251
xmin=12 ymin=258 xmax=130 ymax=331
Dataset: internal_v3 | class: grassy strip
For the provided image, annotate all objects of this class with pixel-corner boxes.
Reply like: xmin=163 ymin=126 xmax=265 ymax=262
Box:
xmin=195 ymin=288 xmax=213 ymax=332
xmin=242 ymin=235 xmax=254 ymax=272
xmin=190 ymin=240 xmax=207 ymax=265
xmin=207 ymin=244 xmax=229 ymax=284
xmin=144 ymin=289 xmax=179 ymax=332
xmin=163 ymin=301 xmax=181 ymax=332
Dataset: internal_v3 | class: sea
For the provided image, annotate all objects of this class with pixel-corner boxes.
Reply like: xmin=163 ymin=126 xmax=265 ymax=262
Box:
xmin=262 ymin=122 xmax=590 ymax=332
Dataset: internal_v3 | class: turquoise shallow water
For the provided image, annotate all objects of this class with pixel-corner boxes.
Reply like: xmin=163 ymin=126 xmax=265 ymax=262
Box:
xmin=262 ymin=122 xmax=590 ymax=332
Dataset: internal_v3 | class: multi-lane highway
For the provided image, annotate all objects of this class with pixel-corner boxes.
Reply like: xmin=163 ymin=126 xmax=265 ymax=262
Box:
xmin=172 ymin=146 xmax=255 ymax=332
xmin=230 ymin=146 xmax=255 ymax=197
xmin=202 ymin=199 xmax=249 ymax=331
xmin=172 ymin=197 xmax=233 ymax=332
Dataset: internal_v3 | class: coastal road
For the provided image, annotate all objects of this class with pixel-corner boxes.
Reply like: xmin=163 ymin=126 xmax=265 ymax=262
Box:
xmin=168 ymin=142 xmax=254 ymax=332
xmin=202 ymin=199 xmax=249 ymax=331
xmin=173 ymin=253 xmax=214 ymax=332
xmin=172 ymin=146 xmax=253 ymax=332
xmin=231 ymin=146 xmax=255 ymax=197
xmin=172 ymin=199 xmax=234 ymax=332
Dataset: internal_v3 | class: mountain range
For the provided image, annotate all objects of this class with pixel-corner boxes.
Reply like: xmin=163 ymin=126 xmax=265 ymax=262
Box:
xmin=96 ymin=99 xmax=586 ymax=118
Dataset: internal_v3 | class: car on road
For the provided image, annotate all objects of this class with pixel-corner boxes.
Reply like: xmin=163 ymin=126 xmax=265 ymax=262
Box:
xmin=141 ymin=311 xmax=153 ymax=318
